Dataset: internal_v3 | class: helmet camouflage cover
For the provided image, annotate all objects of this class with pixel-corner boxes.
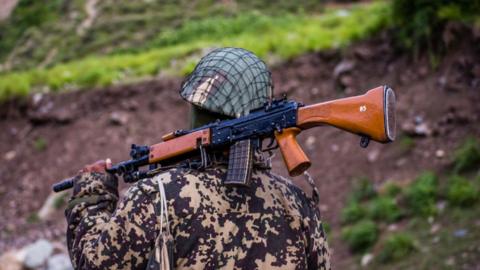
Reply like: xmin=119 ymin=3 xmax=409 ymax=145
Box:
xmin=180 ymin=47 xmax=273 ymax=118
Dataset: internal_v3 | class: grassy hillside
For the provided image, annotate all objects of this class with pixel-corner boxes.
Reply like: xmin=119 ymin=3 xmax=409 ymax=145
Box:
xmin=0 ymin=1 xmax=390 ymax=101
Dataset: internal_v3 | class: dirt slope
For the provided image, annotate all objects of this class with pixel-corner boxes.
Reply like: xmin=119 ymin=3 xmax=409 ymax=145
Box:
xmin=0 ymin=31 xmax=479 ymax=266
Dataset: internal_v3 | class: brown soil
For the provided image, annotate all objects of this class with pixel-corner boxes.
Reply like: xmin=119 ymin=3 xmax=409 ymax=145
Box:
xmin=0 ymin=31 xmax=479 ymax=266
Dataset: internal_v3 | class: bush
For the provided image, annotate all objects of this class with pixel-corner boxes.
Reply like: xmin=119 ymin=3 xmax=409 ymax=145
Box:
xmin=391 ymin=0 xmax=480 ymax=53
xmin=368 ymin=196 xmax=403 ymax=223
xmin=341 ymin=201 xmax=367 ymax=224
xmin=349 ymin=177 xmax=377 ymax=203
xmin=404 ymin=171 xmax=438 ymax=217
xmin=453 ymin=137 xmax=480 ymax=173
xmin=341 ymin=220 xmax=378 ymax=253
xmin=378 ymin=233 xmax=416 ymax=263
xmin=382 ymin=182 xmax=403 ymax=197
xmin=447 ymin=175 xmax=478 ymax=207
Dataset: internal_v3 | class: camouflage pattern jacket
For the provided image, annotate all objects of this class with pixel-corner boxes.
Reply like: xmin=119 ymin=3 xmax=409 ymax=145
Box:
xmin=65 ymin=164 xmax=331 ymax=270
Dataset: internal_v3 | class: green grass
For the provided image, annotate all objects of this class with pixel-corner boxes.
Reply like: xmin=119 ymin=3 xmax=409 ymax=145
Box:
xmin=0 ymin=2 xmax=390 ymax=101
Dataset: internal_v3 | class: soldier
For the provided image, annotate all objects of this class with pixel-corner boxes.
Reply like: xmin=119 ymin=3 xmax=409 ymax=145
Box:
xmin=66 ymin=48 xmax=331 ymax=269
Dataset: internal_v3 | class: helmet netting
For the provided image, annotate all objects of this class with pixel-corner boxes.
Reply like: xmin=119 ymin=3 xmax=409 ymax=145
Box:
xmin=180 ymin=47 xmax=273 ymax=118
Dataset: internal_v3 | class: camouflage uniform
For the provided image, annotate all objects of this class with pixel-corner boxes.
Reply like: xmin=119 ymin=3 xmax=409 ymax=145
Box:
xmin=66 ymin=161 xmax=331 ymax=269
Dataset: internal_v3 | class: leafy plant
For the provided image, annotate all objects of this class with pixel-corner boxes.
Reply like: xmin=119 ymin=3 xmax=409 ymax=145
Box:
xmin=368 ymin=196 xmax=403 ymax=223
xmin=453 ymin=137 xmax=480 ymax=173
xmin=404 ymin=171 xmax=438 ymax=217
xmin=447 ymin=175 xmax=478 ymax=207
xmin=348 ymin=177 xmax=377 ymax=203
xmin=382 ymin=182 xmax=403 ymax=197
xmin=341 ymin=201 xmax=367 ymax=224
xmin=378 ymin=233 xmax=417 ymax=263
xmin=341 ymin=220 xmax=378 ymax=253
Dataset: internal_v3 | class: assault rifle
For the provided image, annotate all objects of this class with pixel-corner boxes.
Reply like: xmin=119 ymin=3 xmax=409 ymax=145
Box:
xmin=53 ymin=85 xmax=396 ymax=192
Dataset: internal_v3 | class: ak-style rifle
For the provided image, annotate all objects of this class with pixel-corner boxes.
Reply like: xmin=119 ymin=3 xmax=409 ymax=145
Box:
xmin=53 ymin=85 xmax=396 ymax=192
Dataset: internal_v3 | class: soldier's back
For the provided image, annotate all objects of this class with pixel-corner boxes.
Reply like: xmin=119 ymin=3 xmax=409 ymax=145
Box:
xmin=136 ymin=165 xmax=330 ymax=269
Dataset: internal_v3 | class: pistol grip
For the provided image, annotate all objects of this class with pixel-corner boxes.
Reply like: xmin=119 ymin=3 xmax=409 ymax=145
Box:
xmin=275 ymin=127 xmax=311 ymax=177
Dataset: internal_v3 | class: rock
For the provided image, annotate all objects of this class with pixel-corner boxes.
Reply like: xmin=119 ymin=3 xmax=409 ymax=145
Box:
xmin=436 ymin=201 xmax=447 ymax=213
xmin=0 ymin=250 xmax=25 ymax=270
xmin=430 ymin=223 xmax=441 ymax=234
xmin=401 ymin=121 xmax=432 ymax=137
xmin=330 ymin=144 xmax=339 ymax=153
xmin=336 ymin=9 xmax=350 ymax=17
xmin=28 ymin=106 xmax=74 ymax=125
xmin=367 ymin=149 xmax=379 ymax=163
xmin=23 ymin=239 xmax=53 ymax=268
xmin=305 ymin=136 xmax=316 ymax=151
xmin=109 ymin=111 xmax=129 ymax=126
xmin=395 ymin=158 xmax=407 ymax=167
xmin=453 ymin=229 xmax=468 ymax=238
xmin=361 ymin=253 xmax=373 ymax=267
xmin=445 ymin=257 xmax=455 ymax=266
xmin=387 ymin=224 xmax=398 ymax=231
xmin=32 ymin=93 xmax=44 ymax=107
xmin=435 ymin=149 xmax=445 ymax=158
xmin=353 ymin=46 xmax=373 ymax=60
xmin=415 ymin=123 xmax=432 ymax=136
xmin=47 ymin=254 xmax=73 ymax=270
xmin=310 ymin=87 xmax=320 ymax=95
xmin=333 ymin=60 xmax=355 ymax=79
xmin=339 ymin=75 xmax=354 ymax=87
xmin=4 ymin=151 xmax=16 ymax=161
xmin=38 ymin=191 xmax=68 ymax=221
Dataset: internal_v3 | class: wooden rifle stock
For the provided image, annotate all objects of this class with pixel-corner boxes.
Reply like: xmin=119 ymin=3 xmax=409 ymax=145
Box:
xmin=277 ymin=86 xmax=395 ymax=176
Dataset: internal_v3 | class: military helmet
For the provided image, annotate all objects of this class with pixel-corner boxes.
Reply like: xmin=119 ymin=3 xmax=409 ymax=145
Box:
xmin=180 ymin=47 xmax=273 ymax=118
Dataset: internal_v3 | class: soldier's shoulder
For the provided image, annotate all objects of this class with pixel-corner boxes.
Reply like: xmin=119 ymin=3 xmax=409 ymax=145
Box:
xmin=255 ymin=170 xmax=315 ymax=209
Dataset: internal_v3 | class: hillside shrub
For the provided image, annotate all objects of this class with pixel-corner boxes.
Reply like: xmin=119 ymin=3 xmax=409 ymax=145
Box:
xmin=378 ymin=233 xmax=416 ymax=263
xmin=348 ymin=177 xmax=377 ymax=203
xmin=368 ymin=196 xmax=403 ymax=223
xmin=341 ymin=201 xmax=367 ymax=225
xmin=341 ymin=220 xmax=378 ymax=253
xmin=404 ymin=171 xmax=438 ymax=217
xmin=447 ymin=175 xmax=478 ymax=207
xmin=453 ymin=137 xmax=480 ymax=173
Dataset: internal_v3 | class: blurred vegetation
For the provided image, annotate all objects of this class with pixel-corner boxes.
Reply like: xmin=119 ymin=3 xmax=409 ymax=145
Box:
xmin=447 ymin=175 xmax=478 ymax=207
xmin=33 ymin=137 xmax=48 ymax=152
xmin=377 ymin=233 xmax=417 ymax=263
xmin=404 ymin=171 xmax=438 ymax=217
xmin=340 ymin=165 xmax=480 ymax=267
xmin=367 ymin=196 xmax=403 ymax=223
xmin=452 ymin=137 xmax=480 ymax=173
xmin=341 ymin=220 xmax=378 ymax=253
xmin=0 ymin=2 xmax=389 ymax=101
xmin=391 ymin=0 xmax=480 ymax=56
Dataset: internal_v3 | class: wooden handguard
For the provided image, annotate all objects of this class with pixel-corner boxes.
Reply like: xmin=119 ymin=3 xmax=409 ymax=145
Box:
xmin=149 ymin=129 xmax=211 ymax=163
xmin=275 ymin=127 xmax=311 ymax=177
